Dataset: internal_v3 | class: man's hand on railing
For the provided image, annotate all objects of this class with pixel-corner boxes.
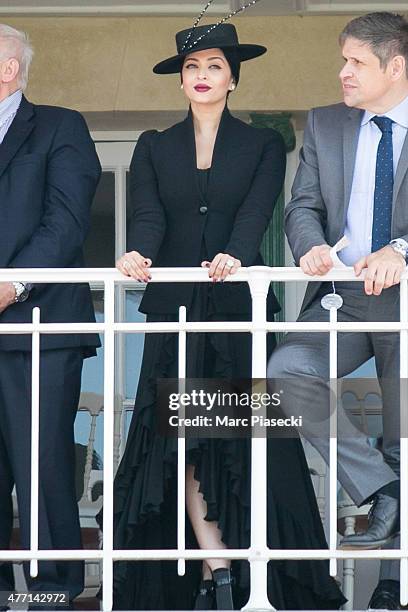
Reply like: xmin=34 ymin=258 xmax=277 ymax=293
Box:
xmin=299 ymin=245 xmax=333 ymax=276
xmin=354 ymin=246 xmax=406 ymax=296
xmin=0 ymin=282 xmax=16 ymax=313
xmin=116 ymin=251 xmax=152 ymax=283
xmin=201 ymin=253 xmax=242 ymax=282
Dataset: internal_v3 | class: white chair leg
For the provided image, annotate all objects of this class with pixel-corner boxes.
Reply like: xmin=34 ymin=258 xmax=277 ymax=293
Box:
xmin=342 ymin=515 xmax=356 ymax=610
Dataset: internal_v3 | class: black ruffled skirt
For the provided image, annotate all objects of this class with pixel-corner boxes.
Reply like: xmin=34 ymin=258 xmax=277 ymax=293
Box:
xmin=109 ymin=285 xmax=346 ymax=610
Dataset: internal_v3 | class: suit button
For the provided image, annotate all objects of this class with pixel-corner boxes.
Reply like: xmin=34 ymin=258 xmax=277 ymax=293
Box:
xmin=199 ymin=205 xmax=208 ymax=215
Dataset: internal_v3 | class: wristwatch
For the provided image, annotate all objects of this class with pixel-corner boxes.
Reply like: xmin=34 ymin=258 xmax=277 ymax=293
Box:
xmin=12 ymin=281 xmax=30 ymax=303
xmin=389 ymin=239 xmax=408 ymax=263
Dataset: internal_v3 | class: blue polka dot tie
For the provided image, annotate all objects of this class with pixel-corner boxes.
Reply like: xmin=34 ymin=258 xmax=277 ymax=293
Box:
xmin=371 ymin=115 xmax=394 ymax=252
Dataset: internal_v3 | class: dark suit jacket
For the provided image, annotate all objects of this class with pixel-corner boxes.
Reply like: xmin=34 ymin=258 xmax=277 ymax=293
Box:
xmin=286 ymin=102 xmax=408 ymax=313
xmin=0 ymin=96 xmax=101 ymax=352
xmin=127 ymin=106 xmax=286 ymax=315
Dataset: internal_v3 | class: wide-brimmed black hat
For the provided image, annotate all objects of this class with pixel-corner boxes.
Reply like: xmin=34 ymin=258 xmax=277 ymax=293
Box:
xmin=153 ymin=23 xmax=266 ymax=75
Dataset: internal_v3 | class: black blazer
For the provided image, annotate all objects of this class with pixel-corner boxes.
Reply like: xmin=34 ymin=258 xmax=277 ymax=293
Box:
xmin=0 ymin=96 xmax=101 ymax=352
xmin=127 ymin=106 xmax=286 ymax=316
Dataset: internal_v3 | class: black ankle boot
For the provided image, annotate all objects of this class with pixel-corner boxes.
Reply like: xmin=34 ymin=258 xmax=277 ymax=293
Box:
xmin=212 ymin=568 xmax=234 ymax=610
xmin=194 ymin=578 xmax=215 ymax=610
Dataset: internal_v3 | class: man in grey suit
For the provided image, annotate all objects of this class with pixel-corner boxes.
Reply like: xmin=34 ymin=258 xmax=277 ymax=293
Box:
xmin=267 ymin=12 xmax=408 ymax=610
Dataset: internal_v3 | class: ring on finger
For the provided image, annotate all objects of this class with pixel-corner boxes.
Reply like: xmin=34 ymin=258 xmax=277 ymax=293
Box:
xmin=225 ymin=258 xmax=235 ymax=269
xmin=123 ymin=260 xmax=130 ymax=270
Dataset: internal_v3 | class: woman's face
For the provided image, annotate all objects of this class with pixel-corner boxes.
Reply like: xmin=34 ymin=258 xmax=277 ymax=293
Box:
xmin=181 ymin=48 xmax=234 ymax=106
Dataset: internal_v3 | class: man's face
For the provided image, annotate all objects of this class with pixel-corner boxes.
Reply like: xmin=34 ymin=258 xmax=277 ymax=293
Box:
xmin=339 ymin=37 xmax=394 ymax=110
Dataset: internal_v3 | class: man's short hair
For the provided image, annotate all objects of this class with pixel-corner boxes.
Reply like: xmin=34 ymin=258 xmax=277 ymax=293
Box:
xmin=0 ymin=24 xmax=33 ymax=90
xmin=339 ymin=12 xmax=408 ymax=77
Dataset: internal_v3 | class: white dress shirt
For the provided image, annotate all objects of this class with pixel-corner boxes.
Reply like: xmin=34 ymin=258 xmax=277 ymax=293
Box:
xmin=0 ymin=89 xmax=22 ymax=145
xmin=339 ymin=94 xmax=408 ymax=265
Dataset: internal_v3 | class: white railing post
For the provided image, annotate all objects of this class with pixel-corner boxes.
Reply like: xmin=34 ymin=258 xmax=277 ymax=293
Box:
xmin=102 ymin=279 xmax=115 ymax=612
xmin=30 ymin=307 xmax=41 ymax=578
xmin=329 ymin=307 xmax=338 ymax=579
xmin=244 ymin=268 xmax=275 ymax=611
xmin=177 ymin=305 xmax=187 ymax=577
xmin=400 ymin=278 xmax=408 ymax=606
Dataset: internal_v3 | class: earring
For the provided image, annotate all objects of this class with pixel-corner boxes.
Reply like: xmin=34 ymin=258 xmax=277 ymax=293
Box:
xmin=230 ymin=83 xmax=236 ymax=91
xmin=180 ymin=83 xmax=184 ymax=89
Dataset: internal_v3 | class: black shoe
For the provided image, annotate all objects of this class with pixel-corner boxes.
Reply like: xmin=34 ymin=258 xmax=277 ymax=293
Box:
xmin=212 ymin=568 xmax=234 ymax=610
xmin=340 ymin=493 xmax=399 ymax=549
xmin=368 ymin=579 xmax=401 ymax=610
xmin=194 ymin=578 xmax=215 ymax=610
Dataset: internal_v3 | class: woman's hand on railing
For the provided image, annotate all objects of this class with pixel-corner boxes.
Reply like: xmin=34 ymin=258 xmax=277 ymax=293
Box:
xmin=116 ymin=251 xmax=152 ymax=283
xmin=201 ymin=253 xmax=242 ymax=282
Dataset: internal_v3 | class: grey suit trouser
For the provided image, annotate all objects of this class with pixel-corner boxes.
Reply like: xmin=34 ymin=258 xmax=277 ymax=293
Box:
xmin=267 ymin=282 xmax=401 ymax=581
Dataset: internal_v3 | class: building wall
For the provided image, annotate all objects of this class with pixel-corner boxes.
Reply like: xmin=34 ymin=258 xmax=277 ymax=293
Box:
xmin=5 ymin=15 xmax=356 ymax=112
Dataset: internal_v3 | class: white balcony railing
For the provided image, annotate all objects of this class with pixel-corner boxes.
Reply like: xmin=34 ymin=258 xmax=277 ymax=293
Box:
xmin=0 ymin=266 xmax=407 ymax=612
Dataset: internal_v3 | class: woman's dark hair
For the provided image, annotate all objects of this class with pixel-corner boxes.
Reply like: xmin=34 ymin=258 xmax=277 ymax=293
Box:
xmin=221 ymin=46 xmax=241 ymax=86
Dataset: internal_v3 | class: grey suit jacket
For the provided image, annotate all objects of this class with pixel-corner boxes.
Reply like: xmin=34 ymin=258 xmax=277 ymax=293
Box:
xmin=286 ymin=102 xmax=408 ymax=312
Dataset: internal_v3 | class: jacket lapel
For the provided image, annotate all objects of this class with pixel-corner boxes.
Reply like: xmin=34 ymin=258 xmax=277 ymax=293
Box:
xmin=342 ymin=107 xmax=363 ymax=228
xmin=183 ymin=107 xmax=201 ymax=200
xmin=394 ymin=130 xmax=408 ymax=206
xmin=183 ymin=105 xmax=231 ymax=203
xmin=206 ymin=106 xmax=231 ymax=200
xmin=0 ymin=95 xmax=35 ymax=180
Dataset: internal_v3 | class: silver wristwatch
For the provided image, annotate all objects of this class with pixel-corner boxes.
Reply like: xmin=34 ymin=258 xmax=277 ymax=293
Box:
xmin=12 ymin=281 xmax=30 ymax=303
xmin=389 ymin=239 xmax=408 ymax=262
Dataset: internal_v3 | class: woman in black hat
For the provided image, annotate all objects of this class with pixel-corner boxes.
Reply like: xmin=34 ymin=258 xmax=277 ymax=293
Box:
xmin=110 ymin=13 xmax=346 ymax=612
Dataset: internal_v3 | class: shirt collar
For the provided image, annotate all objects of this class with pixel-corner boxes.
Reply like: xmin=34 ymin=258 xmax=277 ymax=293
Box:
xmin=0 ymin=89 xmax=22 ymax=124
xmin=361 ymin=93 xmax=408 ymax=128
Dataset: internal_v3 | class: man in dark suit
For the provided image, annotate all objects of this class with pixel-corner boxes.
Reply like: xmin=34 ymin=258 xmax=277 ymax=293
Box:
xmin=0 ymin=24 xmax=100 ymax=605
xmin=267 ymin=12 xmax=408 ymax=610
